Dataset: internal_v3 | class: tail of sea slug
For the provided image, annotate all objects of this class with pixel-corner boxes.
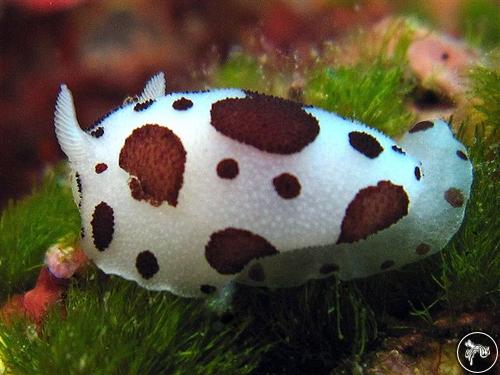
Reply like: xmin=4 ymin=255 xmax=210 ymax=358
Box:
xmin=398 ymin=119 xmax=473 ymax=254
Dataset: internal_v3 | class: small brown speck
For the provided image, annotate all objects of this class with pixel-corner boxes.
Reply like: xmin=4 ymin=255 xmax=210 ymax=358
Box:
xmin=444 ymin=188 xmax=464 ymax=208
xmin=456 ymin=150 xmax=468 ymax=160
xmin=95 ymin=163 xmax=108 ymax=174
xmin=416 ymin=243 xmax=431 ymax=255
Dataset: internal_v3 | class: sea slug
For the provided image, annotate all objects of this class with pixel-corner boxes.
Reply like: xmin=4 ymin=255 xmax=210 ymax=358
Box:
xmin=54 ymin=72 xmax=473 ymax=297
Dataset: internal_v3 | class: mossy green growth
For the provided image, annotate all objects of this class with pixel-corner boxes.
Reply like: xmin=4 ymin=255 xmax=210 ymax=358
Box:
xmin=459 ymin=0 xmax=500 ymax=49
xmin=232 ymin=278 xmax=377 ymax=374
xmin=213 ymin=26 xmax=417 ymax=138
xmin=436 ymin=128 xmax=499 ymax=310
xmin=0 ymin=274 xmax=263 ymax=375
xmin=212 ymin=53 xmax=268 ymax=92
xmin=0 ymin=170 xmax=80 ymax=300
xmin=303 ymin=35 xmax=416 ymax=137
xmin=211 ymin=52 xmax=293 ymax=99
xmin=463 ymin=63 xmax=500 ymax=145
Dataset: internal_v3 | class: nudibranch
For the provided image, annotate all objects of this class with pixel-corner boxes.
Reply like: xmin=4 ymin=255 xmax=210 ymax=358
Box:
xmin=54 ymin=72 xmax=473 ymax=297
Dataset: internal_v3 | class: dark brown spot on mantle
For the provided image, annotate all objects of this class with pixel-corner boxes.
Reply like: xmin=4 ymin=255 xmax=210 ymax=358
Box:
xmin=272 ymin=173 xmax=301 ymax=199
xmin=348 ymin=131 xmax=383 ymax=159
xmin=409 ymin=121 xmax=434 ymax=133
xmin=216 ymin=158 xmax=239 ymax=179
xmin=172 ymin=97 xmax=193 ymax=110
xmin=414 ymin=166 xmax=422 ymax=181
xmin=392 ymin=145 xmax=405 ymax=155
xmin=136 ymin=250 xmax=159 ymax=279
xmin=210 ymin=91 xmax=319 ymax=154
xmin=444 ymin=188 xmax=464 ymax=208
xmin=134 ymin=99 xmax=155 ymax=112
xmin=205 ymin=227 xmax=279 ymax=274
xmin=91 ymin=201 xmax=114 ymax=251
xmin=416 ymin=243 xmax=431 ymax=255
xmin=337 ymin=181 xmax=409 ymax=244
xmin=456 ymin=150 xmax=468 ymax=160
xmin=95 ymin=163 xmax=108 ymax=174
xmin=119 ymin=124 xmax=186 ymax=207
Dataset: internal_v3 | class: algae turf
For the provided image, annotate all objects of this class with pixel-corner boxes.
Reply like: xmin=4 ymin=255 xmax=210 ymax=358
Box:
xmin=435 ymin=60 xmax=500 ymax=311
xmin=437 ymin=128 xmax=499 ymax=311
xmin=0 ymin=170 xmax=80 ymax=300
xmin=0 ymin=274 xmax=264 ymax=375
xmin=462 ymin=63 xmax=500 ymax=145
xmin=303 ymin=61 xmax=415 ymax=137
xmin=231 ymin=279 xmax=378 ymax=374
xmin=459 ymin=0 xmax=500 ymax=49
xmin=212 ymin=54 xmax=268 ymax=93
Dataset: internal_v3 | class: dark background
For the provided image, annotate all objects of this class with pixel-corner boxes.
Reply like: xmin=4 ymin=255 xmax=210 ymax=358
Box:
xmin=0 ymin=0 xmax=474 ymax=206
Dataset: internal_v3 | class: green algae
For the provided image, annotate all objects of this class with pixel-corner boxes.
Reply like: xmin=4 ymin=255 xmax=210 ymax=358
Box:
xmin=437 ymin=128 xmax=499 ymax=311
xmin=303 ymin=61 xmax=415 ymax=137
xmin=0 ymin=170 xmax=80 ymax=301
xmin=460 ymin=0 xmax=500 ymax=49
xmin=212 ymin=53 xmax=268 ymax=92
xmin=0 ymin=273 xmax=263 ymax=375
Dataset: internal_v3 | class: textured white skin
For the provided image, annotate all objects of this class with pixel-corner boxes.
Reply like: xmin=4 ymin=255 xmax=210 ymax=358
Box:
xmin=237 ymin=120 xmax=473 ymax=287
xmin=55 ymin=74 xmax=472 ymax=297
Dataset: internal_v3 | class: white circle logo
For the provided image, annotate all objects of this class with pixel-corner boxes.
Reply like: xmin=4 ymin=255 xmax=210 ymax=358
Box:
xmin=456 ymin=331 xmax=498 ymax=373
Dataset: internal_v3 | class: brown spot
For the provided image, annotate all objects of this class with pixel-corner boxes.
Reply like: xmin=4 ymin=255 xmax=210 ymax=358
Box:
xmin=444 ymin=188 xmax=464 ymax=208
xmin=200 ymin=284 xmax=216 ymax=294
xmin=348 ymin=131 xmax=383 ymax=159
xmin=75 ymin=172 xmax=82 ymax=195
xmin=319 ymin=263 xmax=339 ymax=274
xmin=337 ymin=181 xmax=409 ymax=244
xmin=205 ymin=227 xmax=279 ymax=274
xmin=134 ymin=99 xmax=154 ymax=112
xmin=409 ymin=121 xmax=434 ymax=133
xmin=216 ymin=158 xmax=239 ymax=179
xmin=416 ymin=243 xmax=431 ymax=255
xmin=172 ymin=97 xmax=193 ymax=110
xmin=80 ymin=227 xmax=85 ymax=239
xmin=135 ymin=250 xmax=159 ymax=279
xmin=273 ymin=173 xmax=301 ymax=199
xmin=392 ymin=145 xmax=405 ymax=155
xmin=210 ymin=92 xmax=319 ymax=154
xmin=90 ymin=127 xmax=104 ymax=138
xmin=91 ymin=202 xmax=114 ymax=251
xmin=456 ymin=150 xmax=468 ymax=160
xmin=128 ymin=177 xmax=145 ymax=203
xmin=76 ymin=177 xmax=82 ymax=208
xmin=248 ymin=263 xmax=266 ymax=282
xmin=119 ymin=124 xmax=186 ymax=207
xmin=95 ymin=163 xmax=108 ymax=174
xmin=414 ymin=166 xmax=421 ymax=181
xmin=441 ymin=52 xmax=449 ymax=61
xmin=380 ymin=260 xmax=395 ymax=270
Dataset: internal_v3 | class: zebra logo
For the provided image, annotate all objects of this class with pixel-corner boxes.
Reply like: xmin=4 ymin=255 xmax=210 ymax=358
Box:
xmin=457 ymin=332 xmax=498 ymax=373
